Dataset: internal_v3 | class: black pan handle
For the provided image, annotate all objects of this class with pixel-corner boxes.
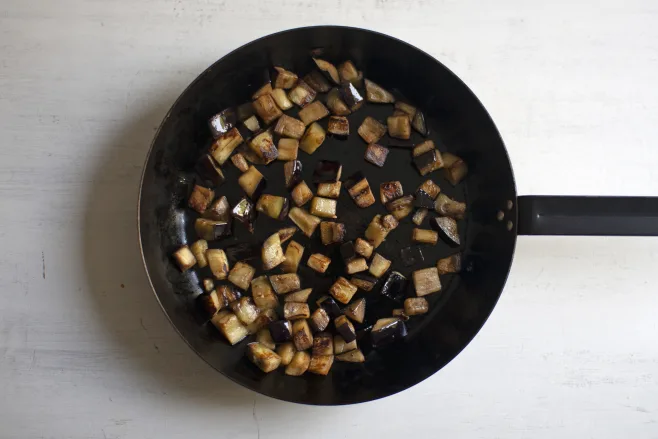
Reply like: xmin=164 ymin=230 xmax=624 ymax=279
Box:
xmin=517 ymin=196 xmax=658 ymax=236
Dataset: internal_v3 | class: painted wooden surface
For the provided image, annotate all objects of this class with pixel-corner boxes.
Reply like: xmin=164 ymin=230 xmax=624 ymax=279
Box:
xmin=1 ymin=0 xmax=658 ymax=437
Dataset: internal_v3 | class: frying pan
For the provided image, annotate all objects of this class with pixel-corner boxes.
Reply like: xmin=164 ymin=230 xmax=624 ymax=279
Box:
xmin=138 ymin=26 xmax=658 ymax=405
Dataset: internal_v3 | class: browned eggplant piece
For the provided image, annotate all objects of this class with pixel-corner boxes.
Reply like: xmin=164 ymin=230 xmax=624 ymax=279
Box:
xmin=256 ymin=195 xmax=290 ymax=220
xmin=230 ymin=297 xmax=260 ymax=325
xmin=442 ymin=152 xmax=469 ymax=185
xmin=208 ymin=108 xmax=236 ymax=138
xmin=270 ymin=273 xmax=301 ymax=294
xmin=371 ymin=317 xmax=408 ymax=347
xmin=369 ymin=253 xmax=391 ymax=278
xmin=312 ymin=58 xmax=340 ymax=84
xmin=298 ymin=101 xmax=330 ymax=126
xmin=206 ymin=249 xmax=229 ymax=280
xmin=252 ymin=81 xmax=273 ymax=100
xmin=256 ymin=328 xmax=276 ymax=350
xmin=364 ymin=143 xmax=389 ymax=167
xmin=437 ymin=254 xmax=462 ymax=275
xmin=317 ymin=296 xmax=342 ymax=319
xmin=387 ymin=114 xmax=411 ymax=140
xmin=262 ymin=232 xmax=285 ymax=271
xmin=284 ymin=302 xmax=310 ymax=320
xmin=307 ymin=253 xmax=332 ymax=273
xmin=310 ymin=197 xmax=337 ymax=219
xmin=231 ymin=197 xmax=256 ymax=232
xmin=292 ymin=320 xmax=313 ymax=351
xmin=251 ymin=276 xmax=279 ymax=310
xmin=338 ymin=61 xmax=362 ymax=86
xmin=412 ymin=208 xmax=428 ymax=226
xmin=312 ymin=332 xmax=334 ymax=356
xmin=313 ymin=160 xmax=342 ymax=183
xmin=303 ymin=70 xmax=331 ymax=93
xmin=284 ymin=288 xmax=313 ymax=303
xmin=249 ymin=308 xmax=278 ymax=334
xmin=344 ymin=172 xmax=376 ymax=208
xmin=364 ymin=78 xmax=395 ymax=103
xmin=210 ymin=128 xmax=244 ymax=165
xmin=308 ymin=354 xmax=334 ymax=375
xmin=351 ymin=272 xmax=377 ymax=291
xmin=188 ymin=185 xmax=214 ymax=214
xmin=364 ymin=214 xmax=399 ymax=248
xmin=271 ymin=88 xmax=294 ymax=111
xmin=238 ymin=166 xmax=267 ymax=201
xmin=299 ymin=122 xmax=326 ymax=154
xmin=243 ymin=115 xmax=261 ymax=133
xmin=281 ymin=240 xmax=304 ymax=273
xmin=412 ymin=228 xmax=439 ymax=245
xmin=392 ymin=308 xmax=409 ymax=320
xmin=341 ymin=82 xmax=364 ymax=111
xmin=380 ymin=271 xmax=408 ymax=302
xmin=277 ymin=138 xmax=299 ymax=161
xmin=291 ymin=181 xmax=313 ymax=207
xmin=274 ymin=114 xmax=305 ymax=139
xmin=334 ymin=335 xmax=358 ymax=355
xmin=434 ymin=193 xmax=466 ymax=219
xmin=190 ymin=240 xmax=209 ymax=268
xmin=413 ymin=267 xmax=442 ymax=297
xmin=274 ymin=66 xmax=298 ymax=89
xmin=246 ymin=342 xmax=281 ymax=373
xmin=346 ymin=257 xmax=368 ymax=275
xmin=277 ymin=227 xmax=296 ymax=244
xmin=418 ymin=179 xmax=441 ymax=199
xmin=358 ymin=116 xmax=387 ymax=144
xmin=344 ymin=298 xmax=366 ymax=324
xmin=269 ymin=320 xmax=293 ymax=343
xmin=227 ymin=261 xmax=256 ymax=290
xmin=386 ymin=195 xmax=414 ymax=220
xmin=379 ymin=181 xmax=404 ymax=205
xmin=412 ymin=110 xmax=428 ymax=136
xmin=340 ymin=241 xmax=356 ymax=262
xmin=253 ymin=94 xmax=282 ymax=125
xmin=204 ymin=196 xmax=231 ymax=222
xmin=404 ymin=297 xmax=429 ymax=316
xmin=211 ymin=311 xmax=249 ymax=345
xmin=334 ymin=315 xmax=356 ymax=343
xmin=317 ymin=181 xmax=341 ymax=199
xmin=327 ymin=116 xmax=349 ymax=137
xmin=197 ymin=289 xmax=224 ymax=317
xmin=285 ymin=350 xmax=311 ymax=376
xmin=277 ymin=342 xmax=295 ymax=366
xmin=230 ymin=153 xmax=250 ymax=173
xmin=336 ymin=349 xmax=365 ymax=363
xmin=288 ymin=79 xmax=317 ymax=107
xmin=196 ymin=154 xmax=225 ymax=187
xmin=412 ymin=140 xmax=435 ymax=157
xmin=414 ymin=188 xmax=435 ymax=209
xmin=394 ymin=101 xmax=417 ymax=118
xmin=282 ymin=160 xmax=303 ymax=190
xmin=309 ymin=308 xmax=330 ymax=332
xmin=327 ymin=88 xmax=351 ymax=116
xmin=354 ymin=238 xmax=374 ymax=259
xmin=238 ymin=143 xmax=267 ymax=165
xmin=400 ymin=246 xmax=424 ymax=267
xmin=330 ymin=277 xmax=358 ymax=304
xmin=217 ymin=284 xmax=242 ymax=304
xmin=248 ymin=130 xmax=278 ymax=164
xmin=320 ymin=221 xmax=346 ymax=245
xmin=195 ymin=218 xmax=230 ymax=241
xmin=202 ymin=278 xmax=215 ymax=292
xmin=288 ymin=207 xmax=321 ymax=237
xmin=172 ymin=245 xmax=196 ymax=272
xmin=414 ymin=149 xmax=444 ymax=176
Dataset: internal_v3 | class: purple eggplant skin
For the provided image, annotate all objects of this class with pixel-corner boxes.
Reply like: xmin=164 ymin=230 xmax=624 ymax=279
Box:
xmin=336 ymin=320 xmax=357 ymax=343
xmin=431 ymin=217 xmax=460 ymax=247
xmin=343 ymin=171 xmax=366 ymax=190
xmin=380 ymin=271 xmax=408 ymax=302
xmin=318 ymin=297 xmax=342 ymax=319
xmin=400 ymin=246 xmax=425 ymax=267
xmin=196 ymin=154 xmax=226 ymax=187
xmin=371 ymin=319 xmax=408 ymax=347
xmin=208 ymin=108 xmax=237 ymax=138
xmin=269 ymin=320 xmax=293 ymax=343
xmin=194 ymin=218 xmax=231 ymax=241
xmin=223 ymin=243 xmax=259 ymax=262
xmin=340 ymin=241 xmax=357 ymax=262
xmin=414 ymin=189 xmax=435 ymax=209
xmin=284 ymin=160 xmax=303 ymax=189
xmin=340 ymin=82 xmax=364 ymax=110
xmin=412 ymin=111 xmax=428 ymax=136
xmin=313 ymin=160 xmax=342 ymax=184
xmin=231 ymin=197 xmax=257 ymax=232
xmin=351 ymin=272 xmax=378 ymax=291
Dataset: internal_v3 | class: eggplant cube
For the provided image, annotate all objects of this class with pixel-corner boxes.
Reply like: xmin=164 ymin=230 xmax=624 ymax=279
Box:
xmin=256 ymin=194 xmax=290 ymax=220
xmin=262 ymin=232 xmax=285 ymax=271
xmin=246 ymin=342 xmax=281 ymax=373
xmin=350 ymin=273 xmax=378 ymax=292
xmin=230 ymin=297 xmax=260 ymax=325
xmin=307 ymin=253 xmax=332 ymax=273
xmin=194 ymin=218 xmax=230 ymax=241
xmin=442 ymin=152 xmax=469 ymax=185
xmin=340 ymin=82 xmax=364 ymax=111
xmin=256 ymin=328 xmax=276 ymax=350
xmin=434 ymin=193 xmax=466 ymax=219
xmin=312 ymin=332 xmax=334 ymax=356
xmin=277 ymin=342 xmax=296 ymax=366
xmin=210 ymin=128 xmax=244 ymax=165
xmin=269 ymin=320 xmax=293 ymax=343
xmin=197 ymin=289 xmax=224 ymax=317
xmin=412 ymin=110 xmax=428 ymax=136
xmin=238 ymin=166 xmax=267 ymax=200
xmin=336 ymin=349 xmax=365 ymax=363
xmin=231 ymin=153 xmax=250 ymax=172
xmin=231 ymin=197 xmax=256 ymax=232
xmin=344 ymin=298 xmax=366 ymax=324
xmin=202 ymin=278 xmax=215 ymax=292
xmin=364 ymin=214 xmax=399 ymax=248
xmin=431 ymin=216 xmax=460 ymax=247
xmin=304 ymin=71 xmax=331 ymax=93
xmin=413 ymin=267 xmax=442 ymax=297
xmin=334 ymin=335 xmax=358 ymax=355
xmin=285 ymin=351 xmax=311 ymax=376
xmin=288 ymin=207 xmax=321 ymax=237
xmin=358 ymin=116 xmax=387 ymax=144
xmin=227 ymin=261 xmax=256 ymax=291
xmin=309 ymin=308 xmax=331 ymax=332
xmin=284 ymin=288 xmax=313 ymax=303
xmin=269 ymin=273 xmax=300 ymax=295
xmin=292 ymin=320 xmax=313 ymax=351
xmin=196 ymin=154 xmax=226 ymax=187
xmin=298 ymin=101 xmax=330 ymax=126
xmin=284 ymin=302 xmax=310 ymax=320
xmin=206 ymin=249 xmax=229 ymax=280
xmin=334 ymin=315 xmax=357 ymax=343
xmin=354 ymin=238 xmax=374 ymax=259
xmin=281 ymin=240 xmax=304 ymax=273
xmin=329 ymin=277 xmax=358 ymax=304
xmin=380 ymin=181 xmax=404 ymax=205
xmin=345 ymin=173 xmax=376 ymax=208
xmin=380 ymin=271 xmax=408 ymax=302
xmin=327 ymin=88 xmax=351 ymax=116
xmin=395 ymin=101 xmax=417 ymax=118
xmin=346 ymin=257 xmax=368 ymax=275
xmin=418 ymin=179 xmax=441 ymax=199
xmin=437 ymin=254 xmax=462 ymax=275
xmin=371 ymin=317 xmax=408 ymax=347
xmin=274 ymin=66 xmax=298 ymax=89
xmin=274 ymin=114 xmax=306 ymax=139
xmin=317 ymin=296 xmax=343 ymax=319
xmin=404 ymin=297 xmax=429 ymax=316
xmin=414 ymin=149 xmax=444 ymax=176
xmin=338 ymin=60 xmax=361 ymax=85
xmin=211 ymin=311 xmax=249 ymax=345
xmin=217 ymin=284 xmax=241 ymax=304
xmin=291 ymin=181 xmax=314 ymax=207
xmin=251 ymin=276 xmax=279 ymax=310
xmin=412 ymin=140 xmax=436 ymax=157
xmin=252 ymin=82 xmax=273 ymax=100
xmin=299 ymin=122 xmax=326 ymax=154
xmin=317 ymin=181 xmax=342 ymax=199
xmin=412 ymin=228 xmax=439 ymax=245
xmin=310 ymin=197 xmax=337 ymax=219
xmin=245 ymin=308 xmax=278 ymax=335
xmin=414 ymin=189 xmax=436 ymax=209
xmin=369 ymin=253 xmax=391 ymax=278
xmin=277 ymin=138 xmax=299 ymax=161
xmin=312 ymin=58 xmax=340 ymax=84
xmin=188 ymin=185 xmax=214 ymax=214
xmin=208 ymin=108 xmax=236 ymax=138
xmin=248 ymin=131 xmax=278 ymax=164
xmin=327 ymin=116 xmax=349 ymax=137
xmin=364 ymin=143 xmax=390 ymax=167
xmin=204 ymin=196 xmax=231 ymax=222
xmin=308 ymin=354 xmax=334 ymax=375
xmin=288 ymin=80 xmax=316 ymax=107
xmin=173 ymin=245 xmax=196 ymax=272
xmin=313 ymin=160 xmax=342 ymax=183
xmin=320 ymin=221 xmax=346 ymax=245
xmin=364 ymin=79 xmax=395 ymax=104
xmin=253 ymin=94 xmax=282 ymax=125
xmin=386 ymin=195 xmax=414 ymax=220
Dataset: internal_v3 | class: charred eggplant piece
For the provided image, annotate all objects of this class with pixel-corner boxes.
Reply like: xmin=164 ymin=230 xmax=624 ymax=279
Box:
xmin=379 ymin=181 xmax=404 ymax=205
xmin=386 ymin=195 xmax=414 ymax=220
xmin=364 ymin=214 xmax=399 ymax=248
xmin=208 ymin=108 xmax=236 ymax=138
xmin=285 ymin=350 xmax=311 ymax=376
xmin=434 ymin=193 xmax=466 ymax=219
xmin=336 ymin=349 xmax=365 ymax=363
xmin=269 ymin=273 xmax=300 ymax=294
xmin=299 ymin=122 xmax=326 ymax=154
xmin=269 ymin=320 xmax=293 ymax=343
xmin=313 ymin=160 xmax=342 ymax=183
xmin=274 ymin=114 xmax=305 ymax=139
xmin=334 ymin=335 xmax=358 ymax=355
xmin=414 ymin=189 xmax=436 ymax=209
xmin=364 ymin=143 xmax=389 ymax=167
xmin=271 ymin=88 xmax=293 ymax=110
xmin=413 ymin=267 xmax=442 ymax=296
xmin=256 ymin=195 xmax=290 ymax=220
xmin=380 ymin=271 xmax=408 ymax=302
xmin=404 ymin=297 xmax=429 ymax=316
xmin=190 ymin=240 xmax=209 ymax=268
xmin=369 ymin=253 xmax=391 ymax=278
xmin=334 ymin=315 xmax=357 ymax=343
xmin=413 ymin=228 xmax=439 ymax=245
xmin=341 ymin=82 xmax=364 ymax=111
xmin=313 ymin=58 xmax=340 ymax=84
xmin=317 ymin=296 xmax=342 ymax=319
xmin=291 ymin=181 xmax=313 ymax=207
xmin=354 ymin=238 xmax=374 ymax=259
xmin=330 ymin=277 xmax=358 ymax=304
xmin=173 ymin=246 xmax=196 ymax=272
xmin=346 ymin=257 xmax=368 ymax=275
xmin=307 ymin=253 xmax=332 ymax=273
xmin=371 ymin=317 xmax=408 ymax=347
xmin=283 ymin=160 xmax=303 ymax=190
xmin=442 ymin=152 xmax=469 ymax=185
xmin=298 ymin=101 xmax=330 ymax=126
xmin=412 ymin=110 xmax=428 ymax=136
xmin=197 ymin=289 xmax=224 ymax=317
xmin=231 ymin=153 xmax=250 ymax=173
xmin=358 ymin=116 xmax=387 ymax=144
xmin=395 ymin=101 xmax=417 ymax=118
xmin=231 ymin=197 xmax=256 ymax=232
xmin=210 ymin=128 xmax=244 ymax=165
xmin=327 ymin=88 xmax=351 ymax=116
xmin=238 ymin=166 xmax=266 ymax=201
xmin=288 ymin=79 xmax=316 ymax=107
xmin=195 ymin=218 xmax=230 ymax=241
xmin=211 ymin=311 xmax=249 ymax=345
xmin=309 ymin=308 xmax=330 ymax=332
xmin=274 ymin=66 xmax=298 ymax=89
xmin=277 ymin=138 xmax=299 ymax=161
xmin=256 ymin=328 xmax=276 ymax=350
xmin=338 ymin=60 xmax=362 ymax=86
xmin=344 ymin=172 xmax=376 ymax=208
xmin=277 ymin=342 xmax=295 ymax=366
xmin=196 ymin=155 xmax=225 ymax=187
xmin=284 ymin=288 xmax=313 ymax=303
xmin=412 ymin=140 xmax=435 ymax=157
xmin=317 ymin=181 xmax=341 ymax=199
xmin=387 ymin=115 xmax=411 ymax=140
xmin=310 ymin=197 xmax=337 ymax=219
xmin=288 ymin=207 xmax=321 ymax=237
xmin=312 ymin=332 xmax=334 ymax=356
xmin=281 ymin=240 xmax=304 ymax=273
xmin=248 ymin=131 xmax=278 ymax=164
xmin=414 ymin=149 xmax=444 ymax=176
xmin=364 ymin=78 xmax=395 ymax=103
xmin=344 ymin=298 xmax=366 ymax=324
xmin=262 ymin=232 xmax=285 ymax=271
xmin=246 ymin=342 xmax=281 ymax=373
xmin=188 ymin=185 xmax=214 ymax=214
xmin=308 ymin=354 xmax=334 ymax=375
xmin=303 ymin=70 xmax=331 ymax=93
xmin=253 ymin=94 xmax=282 ymax=125
xmin=412 ymin=208 xmax=428 ymax=226
xmin=351 ymin=273 xmax=377 ymax=292
xmin=251 ymin=276 xmax=279 ymax=310
xmin=227 ymin=262 xmax=256 ymax=291
xmin=327 ymin=116 xmax=349 ymax=137
xmin=284 ymin=302 xmax=310 ymax=320
xmin=206 ymin=249 xmax=229 ymax=280
xmin=400 ymin=246 xmax=424 ymax=267
xmin=292 ymin=320 xmax=313 ymax=351
xmin=437 ymin=254 xmax=462 ymax=275
xmin=230 ymin=297 xmax=260 ymax=325
xmin=320 ymin=221 xmax=346 ymax=245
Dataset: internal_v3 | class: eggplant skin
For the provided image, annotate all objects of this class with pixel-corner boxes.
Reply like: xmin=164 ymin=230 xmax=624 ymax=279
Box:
xmin=431 ymin=216 xmax=460 ymax=247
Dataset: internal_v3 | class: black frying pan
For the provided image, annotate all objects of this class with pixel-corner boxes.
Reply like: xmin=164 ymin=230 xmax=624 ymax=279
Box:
xmin=138 ymin=26 xmax=658 ymax=405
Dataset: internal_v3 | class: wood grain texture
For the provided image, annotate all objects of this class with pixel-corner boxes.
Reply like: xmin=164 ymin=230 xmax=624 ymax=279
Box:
xmin=1 ymin=0 xmax=658 ymax=437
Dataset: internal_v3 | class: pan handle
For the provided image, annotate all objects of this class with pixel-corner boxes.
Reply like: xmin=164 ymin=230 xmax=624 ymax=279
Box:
xmin=517 ymin=196 xmax=658 ymax=236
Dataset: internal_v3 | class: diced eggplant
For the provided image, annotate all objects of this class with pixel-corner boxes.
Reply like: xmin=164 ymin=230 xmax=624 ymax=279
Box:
xmin=344 ymin=298 xmax=366 ymax=324
xmin=269 ymin=273 xmax=301 ymax=294
xmin=404 ymin=297 xmax=429 ymax=316
xmin=338 ymin=60 xmax=362 ymax=86
xmin=274 ymin=66 xmax=298 ymax=89
xmin=358 ymin=116 xmax=387 ymax=144
xmin=312 ymin=332 xmax=334 ymax=356
xmin=299 ymin=122 xmax=326 ymax=154
xmin=437 ymin=254 xmax=462 ymax=275
xmin=292 ymin=320 xmax=313 ymax=351
xmin=284 ymin=302 xmax=310 ymax=320
xmin=284 ymin=288 xmax=313 ymax=303
xmin=210 ymin=128 xmax=244 ymax=165
xmin=369 ymin=253 xmax=391 ymax=278
xmin=285 ymin=350 xmax=311 ymax=376
xmin=246 ymin=342 xmax=281 ymax=373
xmin=412 ymin=110 xmax=428 ymax=136
xmin=382 ymin=214 xmax=399 ymax=230
xmin=237 ymin=143 xmax=266 ymax=165
xmin=364 ymin=143 xmax=389 ymax=167
xmin=400 ymin=246 xmax=424 ymax=266
xmin=313 ymin=160 xmax=342 ymax=183
xmin=412 ymin=140 xmax=435 ymax=157
xmin=277 ymin=138 xmax=299 ymax=161
xmin=413 ymin=267 xmax=442 ymax=296
xmin=354 ymin=238 xmax=374 ymax=259
xmin=251 ymin=276 xmax=279 ymax=310
xmin=308 ymin=354 xmax=334 ymax=375
xmin=327 ymin=88 xmax=351 ymax=116
xmin=269 ymin=320 xmax=293 ymax=343
xmin=395 ymin=101 xmax=417 ymax=118
xmin=364 ymin=78 xmax=395 ymax=103
xmin=310 ymin=197 xmax=337 ymax=219
xmin=202 ymin=278 xmax=215 ymax=292
xmin=227 ymin=261 xmax=256 ymax=290
xmin=414 ymin=149 xmax=444 ymax=176
xmin=336 ymin=349 xmax=365 ymax=363
xmin=327 ymin=116 xmax=349 ymax=137
xmin=309 ymin=308 xmax=330 ymax=332
xmin=291 ymin=181 xmax=314 ymax=207
xmin=371 ymin=317 xmax=408 ymax=347
xmin=320 ymin=221 xmax=346 ymax=245
xmin=248 ymin=131 xmax=278 ymax=164
xmin=387 ymin=115 xmax=411 ymax=140
xmin=247 ymin=309 xmax=277 ymax=335
xmin=418 ymin=180 xmax=441 ymax=200
xmin=236 ymin=102 xmax=255 ymax=121
xmin=204 ymin=196 xmax=231 ymax=223
xmin=197 ymin=289 xmax=225 ymax=317
xmin=317 ymin=181 xmax=342 ymax=199
xmin=442 ymin=152 xmax=469 ymax=185
xmin=188 ymin=185 xmax=214 ymax=214
xmin=281 ymin=240 xmax=304 ymax=273
xmin=307 ymin=253 xmax=332 ymax=273
xmin=274 ymin=114 xmax=306 ymax=139
xmin=271 ymin=88 xmax=294 ymax=110
xmin=195 ymin=155 xmax=225 ymax=187
xmin=262 ymin=232 xmax=285 ymax=271
xmin=434 ymin=194 xmax=466 ymax=219
xmin=278 ymin=227 xmax=297 ymax=244
xmin=344 ymin=172 xmax=375 ymax=208
xmin=252 ymin=82 xmax=273 ymax=100
xmin=230 ymin=153 xmax=250 ymax=173
xmin=231 ymin=297 xmax=260 ymax=325
xmin=208 ymin=108 xmax=236 ymax=138
xmin=206 ymin=249 xmax=229 ymax=280
xmin=238 ymin=166 xmax=267 ymax=200
xmin=334 ymin=335 xmax=358 ymax=355
xmin=340 ymin=82 xmax=364 ymax=111
xmin=277 ymin=342 xmax=296 ymax=366
xmin=379 ymin=181 xmax=403 ymax=205
xmin=256 ymin=328 xmax=276 ymax=350
xmin=312 ymin=58 xmax=340 ymax=84
xmin=211 ymin=311 xmax=249 ymax=345
xmin=346 ymin=257 xmax=368 ymax=275
xmin=217 ymin=284 xmax=242 ymax=304
xmin=253 ymin=94 xmax=282 ymax=125
xmin=412 ymin=208 xmax=428 ymax=226
xmin=195 ymin=218 xmax=230 ymax=241
xmin=298 ymin=101 xmax=330 ymax=126
xmin=288 ymin=207 xmax=321 ymax=237
xmin=351 ymin=273 xmax=378 ymax=292
xmin=243 ymin=115 xmax=261 ymax=133
xmin=330 ymin=277 xmax=358 ymax=304
xmin=380 ymin=271 xmax=408 ymax=302
xmin=317 ymin=295 xmax=342 ymax=319
xmin=414 ymin=189 xmax=435 ymax=209
xmin=412 ymin=228 xmax=439 ymax=245
xmin=392 ymin=308 xmax=409 ymax=320
xmin=303 ymin=70 xmax=332 ymax=93
xmin=386 ymin=195 xmax=414 ymax=220
xmin=231 ymin=197 xmax=256 ymax=232
xmin=190 ymin=240 xmax=209 ymax=268
xmin=256 ymin=195 xmax=290 ymax=220
xmin=364 ymin=214 xmax=399 ymax=248
xmin=288 ymin=79 xmax=317 ymax=107
xmin=334 ymin=315 xmax=357 ymax=343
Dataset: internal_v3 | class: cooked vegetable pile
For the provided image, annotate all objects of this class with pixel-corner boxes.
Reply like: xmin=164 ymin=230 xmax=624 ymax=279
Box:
xmin=172 ymin=57 xmax=468 ymax=376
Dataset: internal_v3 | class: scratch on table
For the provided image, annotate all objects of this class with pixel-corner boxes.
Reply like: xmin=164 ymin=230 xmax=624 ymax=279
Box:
xmin=252 ymin=400 xmax=260 ymax=439
xmin=140 ymin=318 xmax=147 ymax=332
xmin=41 ymin=251 xmax=45 ymax=279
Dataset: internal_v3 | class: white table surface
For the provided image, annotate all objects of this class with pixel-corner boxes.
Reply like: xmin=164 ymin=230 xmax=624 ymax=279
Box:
xmin=2 ymin=1 xmax=658 ymax=438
